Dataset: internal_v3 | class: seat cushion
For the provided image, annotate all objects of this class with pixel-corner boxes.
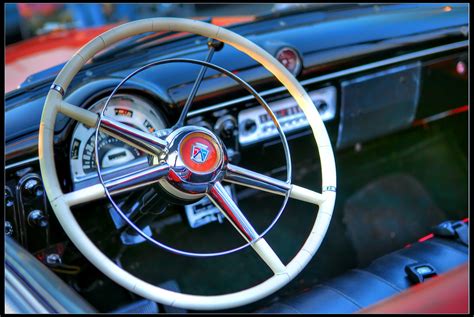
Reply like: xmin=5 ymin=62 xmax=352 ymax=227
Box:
xmin=257 ymin=222 xmax=468 ymax=314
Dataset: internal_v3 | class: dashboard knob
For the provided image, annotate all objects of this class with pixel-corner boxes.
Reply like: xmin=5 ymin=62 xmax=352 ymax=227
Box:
xmin=242 ymin=119 xmax=257 ymax=135
xmin=27 ymin=210 xmax=48 ymax=228
xmin=223 ymin=120 xmax=236 ymax=136
xmin=23 ymin=178 xmax=44 ymax=198
xmin=215 ymin=115 xmax=237 ymax=139
xmin=314 ymin=99 xmax=328 ymax=114
xmin=5 ymin=221 xmax=14 ymax=236
xmin=5 ymin=191 xmax=14 ymax=208
xmin=46 ymin=253 xmax=63 ymax=266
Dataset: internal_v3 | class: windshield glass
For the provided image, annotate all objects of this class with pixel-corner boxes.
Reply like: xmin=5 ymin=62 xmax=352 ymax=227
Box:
xmin=6 ymin=4 xmax=327 ymax=44
xmin=5 ymin=3 xmax=333 ymax=93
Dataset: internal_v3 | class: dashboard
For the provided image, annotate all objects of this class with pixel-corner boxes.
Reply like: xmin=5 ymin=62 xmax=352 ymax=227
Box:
xmin=4 ymin=3 xmax=469 ymax=313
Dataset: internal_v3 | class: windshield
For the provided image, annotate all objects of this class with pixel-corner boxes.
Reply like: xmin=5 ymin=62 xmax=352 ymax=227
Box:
xmin=5 ymin=3 xmax=338 ymax=93
xmin=6 ymin=3 xmax=333 ymax=44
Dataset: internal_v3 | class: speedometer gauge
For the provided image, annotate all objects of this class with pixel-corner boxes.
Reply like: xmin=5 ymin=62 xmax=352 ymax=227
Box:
xmin=70 ymin=94 xmax=166 ymax=184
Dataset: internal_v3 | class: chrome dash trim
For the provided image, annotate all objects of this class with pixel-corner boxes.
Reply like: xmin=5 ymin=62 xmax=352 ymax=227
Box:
xmin=5 ymin=156 xmax=40 ymax=170
xmin=187 ymin=40 xmax=468 ymax=117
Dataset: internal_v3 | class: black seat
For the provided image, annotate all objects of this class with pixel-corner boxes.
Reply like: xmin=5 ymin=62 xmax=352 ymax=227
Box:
xmin=258 ymin=220 xmax=468 ymax=314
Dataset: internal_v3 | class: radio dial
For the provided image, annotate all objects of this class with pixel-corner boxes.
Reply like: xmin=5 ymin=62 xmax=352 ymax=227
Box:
xmin=315 ymin=99 xmax=328 ymax=114
xmin=242 ymin=119 xmax=257 ymax=134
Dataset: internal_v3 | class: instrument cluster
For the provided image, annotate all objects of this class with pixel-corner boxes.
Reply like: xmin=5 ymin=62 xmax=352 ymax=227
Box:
xmin=69 ymin=94 xmax=166 ymax=188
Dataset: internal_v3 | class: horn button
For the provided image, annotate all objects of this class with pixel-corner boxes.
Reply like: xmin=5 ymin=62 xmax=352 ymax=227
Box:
xmin=157 ymin=127 xmax=227 ymax=200
xmin=179 ymin=132 xmax=221 ymax=173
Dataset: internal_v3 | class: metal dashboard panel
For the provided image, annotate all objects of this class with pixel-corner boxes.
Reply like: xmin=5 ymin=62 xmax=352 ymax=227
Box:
xmin=337 ymin=62 xmax=421 ymax=149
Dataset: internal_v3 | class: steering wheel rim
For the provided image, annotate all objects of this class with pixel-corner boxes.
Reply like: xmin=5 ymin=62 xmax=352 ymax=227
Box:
xmin=39 ymin=18 xmax=337 ymax=310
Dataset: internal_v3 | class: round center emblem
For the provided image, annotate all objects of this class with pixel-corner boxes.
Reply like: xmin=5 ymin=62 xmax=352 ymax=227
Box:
xmin=179 ymin=132 xmax=221 ymax=173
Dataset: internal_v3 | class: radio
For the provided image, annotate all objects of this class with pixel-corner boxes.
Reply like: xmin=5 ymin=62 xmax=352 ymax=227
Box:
xmin=237 ymin=86 xmax=337 ymax=146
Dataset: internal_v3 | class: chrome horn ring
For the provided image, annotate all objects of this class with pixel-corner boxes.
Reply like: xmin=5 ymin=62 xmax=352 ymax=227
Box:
xmin=94 ymin=58 xmax=292 ymax=257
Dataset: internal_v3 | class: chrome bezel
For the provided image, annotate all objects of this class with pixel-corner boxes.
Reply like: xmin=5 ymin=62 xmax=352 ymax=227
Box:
xmin=275 ymin=46 xmax=302 ymax=76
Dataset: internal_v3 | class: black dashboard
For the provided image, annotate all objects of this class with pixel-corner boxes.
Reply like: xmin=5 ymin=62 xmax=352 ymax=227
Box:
xmin=4 ymin=3 xmax=469 ymax=312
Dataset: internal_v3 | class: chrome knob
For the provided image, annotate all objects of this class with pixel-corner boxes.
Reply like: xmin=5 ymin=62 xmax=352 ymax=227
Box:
xmin=5 ymin=191 xmax=14 ymax=208
xmin=46 ymin=253 xmax=62 ymax=266
xmin=23 ymin=178 xmax=44 ymax=198
xmin=215 ymin=115 xmax=237 ymax=139
xmin=5 ymin=221 xmax=13 ymax=236
xmin=27 ymin=209 xmax=48 ymax=228
xmin=314 ymin=99 xmax=328 ymax=114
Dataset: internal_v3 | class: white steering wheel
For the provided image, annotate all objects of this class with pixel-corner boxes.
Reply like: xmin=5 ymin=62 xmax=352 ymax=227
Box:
xmin=39 ymin=18 xmax=337 ymax=311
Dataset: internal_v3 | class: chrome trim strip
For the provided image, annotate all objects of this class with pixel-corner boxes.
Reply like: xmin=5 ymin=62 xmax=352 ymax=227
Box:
xmin=5 ymin=156 xmax=40 ymax=170
xmin=5 ymin=265 xmax=50 ymax=313
xmin=187 ymin=41 xmax=468 ymax=117
xmin=50 ymin=84 xmax=65 ymax=96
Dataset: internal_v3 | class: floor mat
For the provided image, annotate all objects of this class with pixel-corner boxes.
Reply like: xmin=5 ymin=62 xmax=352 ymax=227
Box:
xmin=343 ymin=173 xmax=447 ymax=267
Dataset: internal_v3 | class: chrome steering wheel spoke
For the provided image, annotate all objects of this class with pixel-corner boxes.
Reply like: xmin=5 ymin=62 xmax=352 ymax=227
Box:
xmin=104 ymin=163 xmax=170 ymax=196
xmin=224 ymin=164 xmax=326 ymax=205
xmin=208 ymin=181 xmax=286 ymax=274
xmin=100 ymin=115 xmax=168 ymax=157
xmin=63 ymin=163 xmax=169 ymax=206
xmin=224 ymin=164 xmax=290 ymax=196
xmin=58 ymin=101 xmax=168 ymax=157
xmin=208 ymin=181 xmax=259 ymax=242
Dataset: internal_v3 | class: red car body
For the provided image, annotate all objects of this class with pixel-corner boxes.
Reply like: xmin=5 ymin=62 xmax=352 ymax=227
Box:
xmin=5 ymin=16 xmax=255 ymax=93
